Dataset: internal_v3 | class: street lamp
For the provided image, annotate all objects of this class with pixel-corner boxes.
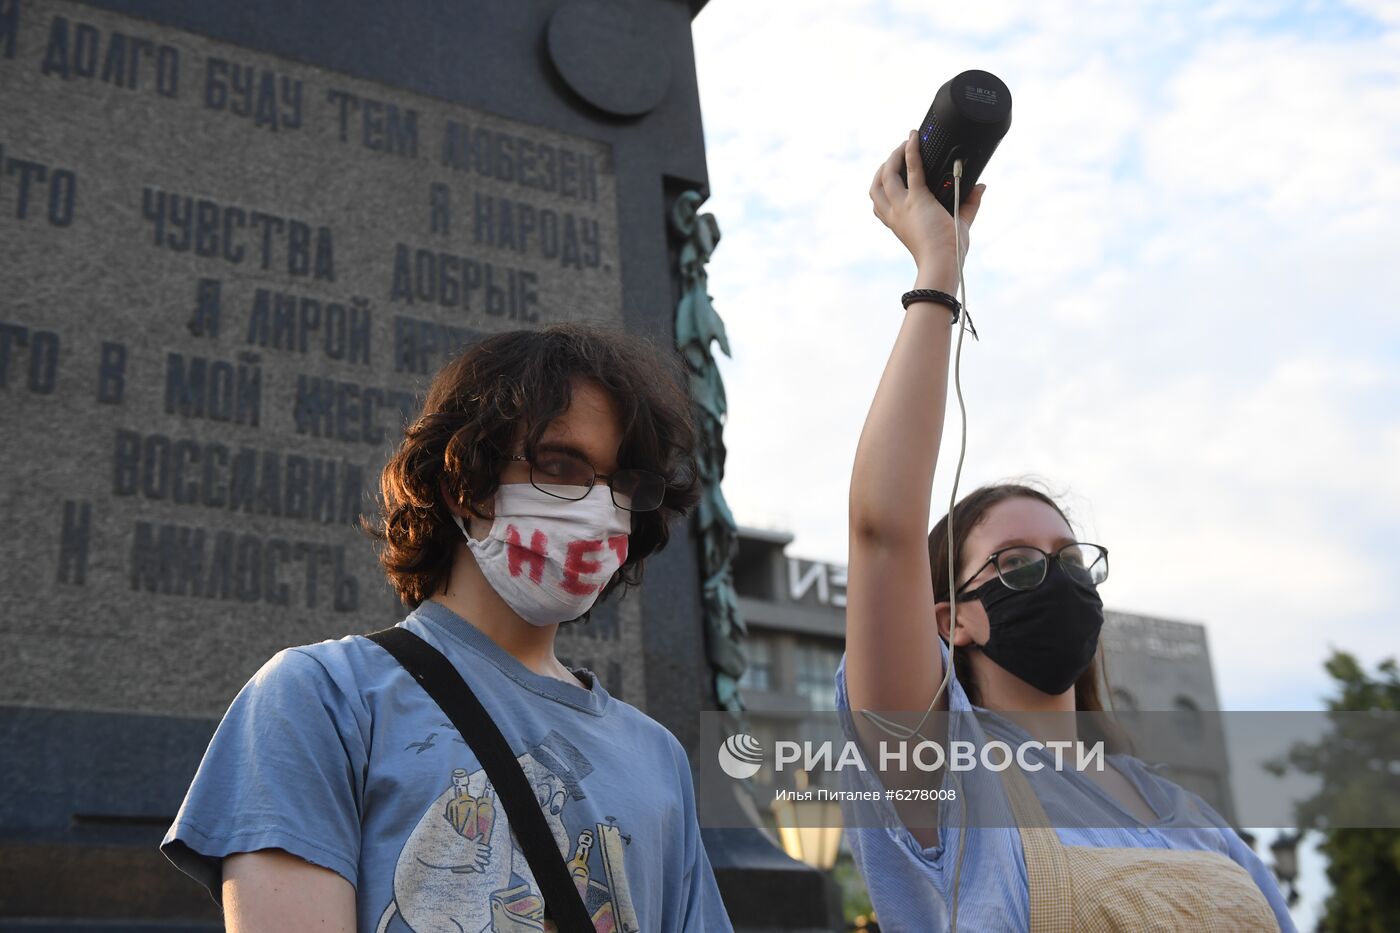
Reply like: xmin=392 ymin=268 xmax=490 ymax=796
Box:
xmin=770 ymin=772 xmax=844 ymax=870
xmin=771 ymin=797 xmax=843 ymax=870
xmin=1270 ymin=830 xmax=1301 ymax=907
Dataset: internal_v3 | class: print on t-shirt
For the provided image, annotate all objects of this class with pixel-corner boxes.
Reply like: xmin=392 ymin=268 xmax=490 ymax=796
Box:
xmin=375 ymin=728 xmax=639 ymax=933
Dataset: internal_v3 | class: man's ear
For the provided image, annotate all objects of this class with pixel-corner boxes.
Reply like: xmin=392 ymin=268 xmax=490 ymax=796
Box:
xmin=438 ymin=477 xmax=489 ymax=520
xmin=934 ymin=600 xmax=979 ymax=648
xmin=438 ymin=478 xmax=463 ymax=518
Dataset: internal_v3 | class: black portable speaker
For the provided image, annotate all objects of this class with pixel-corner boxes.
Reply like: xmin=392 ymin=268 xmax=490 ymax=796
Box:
xmin=901 ymin=69 xmax=1013 ymax=214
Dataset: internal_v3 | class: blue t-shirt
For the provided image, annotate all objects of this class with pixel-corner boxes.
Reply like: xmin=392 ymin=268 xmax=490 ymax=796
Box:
xmin=833 ymin=643 xmax=1297 ymax=933
xmin=162 ymin=599 xmax=731 ymax=933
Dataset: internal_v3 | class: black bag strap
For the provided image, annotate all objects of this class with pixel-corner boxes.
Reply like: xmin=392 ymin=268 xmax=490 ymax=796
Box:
xmin=365 ymin=626 xmax=596 ymax=933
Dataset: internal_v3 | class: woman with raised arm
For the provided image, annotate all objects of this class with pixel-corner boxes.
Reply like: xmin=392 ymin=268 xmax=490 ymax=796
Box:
xmin=836 ymin=131 xmax=1296 ymax=932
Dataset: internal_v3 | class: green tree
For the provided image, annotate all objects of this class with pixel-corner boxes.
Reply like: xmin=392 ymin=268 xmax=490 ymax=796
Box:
xmin=1269 ymin=652 xmax=1400 ymax=932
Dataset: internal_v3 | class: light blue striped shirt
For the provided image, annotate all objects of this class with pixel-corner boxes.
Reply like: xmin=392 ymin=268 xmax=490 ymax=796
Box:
xmin=834 ymin=643 xmax=1297 ymax=932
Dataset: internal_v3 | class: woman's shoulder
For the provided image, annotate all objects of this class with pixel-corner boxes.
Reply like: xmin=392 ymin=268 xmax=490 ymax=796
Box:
xmin=1109 ymin=753 xmax=1195 ymax=798
xmin=836 ymin=642 xmax=980 ymax=714
xmin=1106 ymin=753 xmax=1236 ymax=833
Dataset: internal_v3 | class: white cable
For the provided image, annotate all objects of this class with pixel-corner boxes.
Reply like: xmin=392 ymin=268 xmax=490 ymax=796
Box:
xmin=946 ymin=159 xmax=971 ymax=933
xmin=946 ymin=159 xmax=971 ymax=713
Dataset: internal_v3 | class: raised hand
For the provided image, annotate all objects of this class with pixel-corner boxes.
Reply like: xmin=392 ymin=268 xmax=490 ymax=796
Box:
xmin=870 ymin=130 xmax=987 ymax=273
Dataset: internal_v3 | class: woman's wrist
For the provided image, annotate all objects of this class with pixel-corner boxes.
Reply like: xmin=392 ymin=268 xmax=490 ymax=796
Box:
xmin=913 ymin=258 xmax=960 ymax=294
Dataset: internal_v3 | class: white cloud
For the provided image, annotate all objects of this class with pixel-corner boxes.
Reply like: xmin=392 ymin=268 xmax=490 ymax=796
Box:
xmin=1341 ymin=0 xmax=1400 ymax=27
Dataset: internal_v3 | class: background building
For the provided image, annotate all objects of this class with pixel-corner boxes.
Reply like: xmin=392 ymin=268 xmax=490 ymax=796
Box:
xmin=1099 ymin=613 xmax=1236 ymax=821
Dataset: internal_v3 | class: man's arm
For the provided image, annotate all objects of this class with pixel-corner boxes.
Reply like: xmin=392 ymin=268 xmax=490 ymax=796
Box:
xmin=224 ymin=849 xmax=357 ymax=933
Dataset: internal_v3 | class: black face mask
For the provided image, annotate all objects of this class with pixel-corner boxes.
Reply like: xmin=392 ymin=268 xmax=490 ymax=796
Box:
xmin=962 ymin=561 xmax=1104 ymax=696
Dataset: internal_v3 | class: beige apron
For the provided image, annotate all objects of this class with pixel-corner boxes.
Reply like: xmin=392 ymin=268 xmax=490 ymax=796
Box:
xmin=998 ymin=763 xmax=1281 ymax=932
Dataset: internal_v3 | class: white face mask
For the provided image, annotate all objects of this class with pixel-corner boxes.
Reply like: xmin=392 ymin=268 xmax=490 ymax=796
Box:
xmin=452 ymin=483 xmax=631 ymax=626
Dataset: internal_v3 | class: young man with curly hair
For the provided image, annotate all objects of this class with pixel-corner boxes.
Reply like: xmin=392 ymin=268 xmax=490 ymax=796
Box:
xmin=162 ymin=324 xmax=732 ymax=932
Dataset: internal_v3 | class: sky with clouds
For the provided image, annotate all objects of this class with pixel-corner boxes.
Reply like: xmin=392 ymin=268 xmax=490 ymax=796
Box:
xmin=691 ymin=0 xmax=1399 ymax=720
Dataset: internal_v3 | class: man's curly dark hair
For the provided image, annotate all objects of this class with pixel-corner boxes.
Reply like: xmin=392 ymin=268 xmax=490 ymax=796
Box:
xmin=360 ymin=323 xmax=699 ymax=610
